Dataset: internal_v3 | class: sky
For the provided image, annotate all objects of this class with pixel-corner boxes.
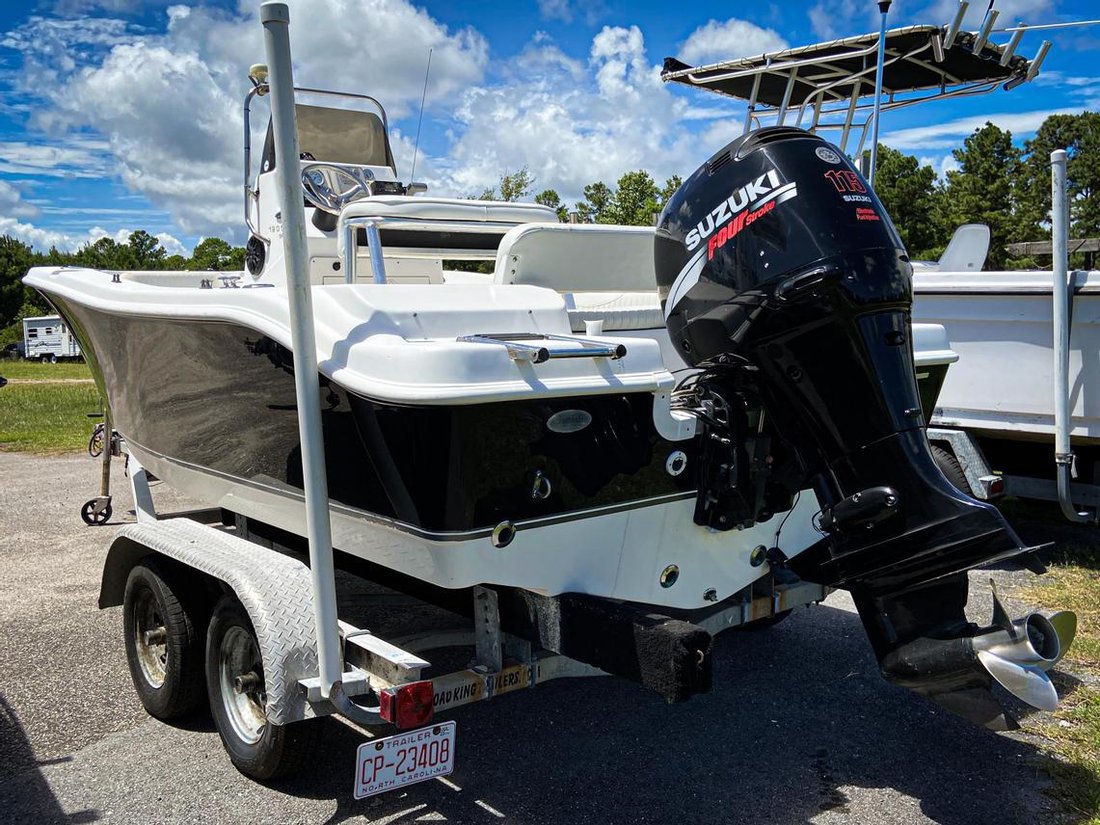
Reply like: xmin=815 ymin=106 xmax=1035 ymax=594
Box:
xmin=0 ymin=0 xmax=1097 ymax=255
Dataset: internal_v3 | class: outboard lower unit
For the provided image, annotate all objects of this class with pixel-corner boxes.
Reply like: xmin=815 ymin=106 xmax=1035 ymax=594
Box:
xmin=656 ymin=127 xmax=1075 ymax=729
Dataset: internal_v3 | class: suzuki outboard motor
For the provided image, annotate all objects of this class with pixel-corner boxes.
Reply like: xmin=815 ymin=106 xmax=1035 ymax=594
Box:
xmin=656 ymin=127 xmax=1074 ymax=729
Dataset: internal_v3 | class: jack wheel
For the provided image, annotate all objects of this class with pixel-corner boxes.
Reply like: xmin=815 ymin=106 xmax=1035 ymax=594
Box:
xmin=206 ymin=595 xmax=317 ymax=780
xmin=123 ymin=560 xmax=206 ymax=719
xmin=80 ymin=499 xmax=112 ymax=525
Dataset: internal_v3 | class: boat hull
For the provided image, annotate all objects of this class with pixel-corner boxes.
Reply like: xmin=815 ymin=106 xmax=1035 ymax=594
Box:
xmin=914 ymin=273 xmax=1100 ymax=445
xmin=49 ymin=293 xmax=822 ymax=610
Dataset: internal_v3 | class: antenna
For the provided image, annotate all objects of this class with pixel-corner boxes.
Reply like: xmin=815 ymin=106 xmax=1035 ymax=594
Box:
xmin=868 ymin=0 xmax=892 ymax=186
xmin=409 ymin=48 xmax=432 ymax=183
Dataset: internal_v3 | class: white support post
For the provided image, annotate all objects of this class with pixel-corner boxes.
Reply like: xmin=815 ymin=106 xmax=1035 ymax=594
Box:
xmin=1051 ymin=148 xmax=1090 ymax=522
xmin=259 ymin=1 xmax=344 ymax=698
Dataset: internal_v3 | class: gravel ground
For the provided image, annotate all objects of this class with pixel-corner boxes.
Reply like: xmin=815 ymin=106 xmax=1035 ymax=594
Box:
xmin=0 ymin=451 xmax=1081 ymax=824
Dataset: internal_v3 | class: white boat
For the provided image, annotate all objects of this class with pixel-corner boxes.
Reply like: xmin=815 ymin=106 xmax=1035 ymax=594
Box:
xmin=912 ymin=224 xmax=1100 ymax=516
xmin=26 ymin=2 xmax=1075 ymax=732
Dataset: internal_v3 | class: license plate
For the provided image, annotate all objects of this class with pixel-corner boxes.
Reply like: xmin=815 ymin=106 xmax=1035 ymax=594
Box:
xmin=354 ymin=722 xmax=456 ymax=799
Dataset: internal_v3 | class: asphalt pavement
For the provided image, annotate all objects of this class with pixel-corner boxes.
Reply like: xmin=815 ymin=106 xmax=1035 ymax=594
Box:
xmin=0 ymin=451 xmax=1079 ymax=824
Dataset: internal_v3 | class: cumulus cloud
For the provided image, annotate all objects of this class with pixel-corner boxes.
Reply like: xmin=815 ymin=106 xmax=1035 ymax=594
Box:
xmin=4 ymin=1 xmax=749 ymax=243
xmin=5 ymin=0 xmax=489 ymax=239
xmin=0 ymin=180 xmax=39 ymax=218
xmin=0 ymin=214 xmax=183 ymax=254
xmin=430 ymin=26 xmax=714 ymax=206
xmin=677 ymin=19 xmax=788 ymax=65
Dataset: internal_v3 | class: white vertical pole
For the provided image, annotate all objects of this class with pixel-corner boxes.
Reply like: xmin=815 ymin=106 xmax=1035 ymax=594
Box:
xmin=260 ymin=1 xmax=344 ymax=694
xmin=1051 ymin=148 xmax=1090 ymax=522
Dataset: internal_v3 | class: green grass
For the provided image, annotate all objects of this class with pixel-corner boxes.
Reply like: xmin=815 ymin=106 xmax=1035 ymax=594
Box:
xmin=0 ymin=381 xmax=101 ymax=453
xmin=1019 ymin=565 xmax=1100 ymax=822
xmin=0 ymin=359 xmax=92 ymax=381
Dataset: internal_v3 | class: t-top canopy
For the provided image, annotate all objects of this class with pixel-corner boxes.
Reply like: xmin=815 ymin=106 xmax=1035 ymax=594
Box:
xmin=662 ymin=24 xmax=1044 ymax=153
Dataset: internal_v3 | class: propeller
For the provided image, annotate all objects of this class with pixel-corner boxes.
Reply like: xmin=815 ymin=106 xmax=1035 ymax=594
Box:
xmin=971 ymin=581 xmax=1075 ymax=712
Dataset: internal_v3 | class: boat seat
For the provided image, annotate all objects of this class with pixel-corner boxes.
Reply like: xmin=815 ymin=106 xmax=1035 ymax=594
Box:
xmin=341 ymin=196 xmax=559 ymax=225
xmin=564 ymin=291 xmax=664 ymax=331
xmin=938 ymin=224 xmax=990 ymax=272
xmin=491 ymin=223 xmax=662 ymax=331
xmin=493 ymin=223 xmax=657 ymax=291
xmin=913 ymin=224 xmax=991 ymax=272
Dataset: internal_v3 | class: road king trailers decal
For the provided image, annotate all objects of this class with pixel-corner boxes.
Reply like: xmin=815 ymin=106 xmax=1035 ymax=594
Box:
xmin=684 ymin=169 xmax=799 ymax=259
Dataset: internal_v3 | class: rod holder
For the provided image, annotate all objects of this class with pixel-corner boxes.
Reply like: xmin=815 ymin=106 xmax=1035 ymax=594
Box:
xmin=1026 ymin=41 xmax=1052 ymax=81
xmin=972 ymin=9 xmax=999 ymax=54
xmin=943 ymin=0 xmax=969 ymax=49
xmin=1000 ymin=26 xmax=1025 ymax=65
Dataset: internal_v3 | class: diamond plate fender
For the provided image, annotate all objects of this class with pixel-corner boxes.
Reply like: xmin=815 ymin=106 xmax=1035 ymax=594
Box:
xmin=100 ymin=519 xmax=319 ymax=725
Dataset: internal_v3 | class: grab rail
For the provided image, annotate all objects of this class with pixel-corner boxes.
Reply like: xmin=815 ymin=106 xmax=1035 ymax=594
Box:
xmin=338 ymin=214 xmax=518 ymax=283
xmin=457 ymin=333 xmax=627 ymax=365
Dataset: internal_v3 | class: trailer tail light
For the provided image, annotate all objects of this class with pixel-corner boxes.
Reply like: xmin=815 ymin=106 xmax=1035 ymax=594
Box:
xmin=379 ymin=680 xmax=434 ymax=729
xmin=980 ymin=475 xmax=1005 ymax=498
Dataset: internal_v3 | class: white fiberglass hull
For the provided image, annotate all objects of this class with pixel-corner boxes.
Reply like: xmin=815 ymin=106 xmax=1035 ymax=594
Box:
xmin=913 ymin=269 xmax=1100 ymax=444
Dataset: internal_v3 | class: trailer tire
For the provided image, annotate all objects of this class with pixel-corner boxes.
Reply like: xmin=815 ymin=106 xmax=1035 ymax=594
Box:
xmin=206 ymin=594 xmax=316 ymax=780
xmin=931 ymin=444 xmax=973 ymax=497
xmin=123 ymin=560 xmax=206 ymax=720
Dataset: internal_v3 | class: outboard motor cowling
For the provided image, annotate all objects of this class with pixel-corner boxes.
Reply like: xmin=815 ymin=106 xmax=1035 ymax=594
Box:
xmin=656 ymin=127 xmax=1071 ymax=728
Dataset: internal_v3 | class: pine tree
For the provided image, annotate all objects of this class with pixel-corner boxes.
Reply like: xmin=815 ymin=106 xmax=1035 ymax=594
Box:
xmin=942 ymin=123 xmax=1024 ymax=270
xmin=871 ymin=145 xmax=946 ymax=259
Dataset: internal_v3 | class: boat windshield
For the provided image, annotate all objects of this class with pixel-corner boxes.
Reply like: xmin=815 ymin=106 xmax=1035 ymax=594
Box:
xmin=295 ymin=104 xmax=392 ymax=167
xmin=261 ymin=102 xmax=396 ymax=173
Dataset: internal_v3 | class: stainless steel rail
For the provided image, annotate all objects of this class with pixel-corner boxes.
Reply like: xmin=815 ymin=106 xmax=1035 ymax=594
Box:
xmin=457 ymin=333 xmax=628 ymax=365
xmin=338 ymin=214 xmax=518 ymax=282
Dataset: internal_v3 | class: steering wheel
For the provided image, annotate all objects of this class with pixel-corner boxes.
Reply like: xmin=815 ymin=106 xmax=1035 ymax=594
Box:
xmin=301 ymin=162 xmax=376 ymax=214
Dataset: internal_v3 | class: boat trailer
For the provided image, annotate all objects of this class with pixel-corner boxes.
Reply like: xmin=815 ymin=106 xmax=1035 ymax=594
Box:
xmin=95 ymin=446 xmax=825 ymax=792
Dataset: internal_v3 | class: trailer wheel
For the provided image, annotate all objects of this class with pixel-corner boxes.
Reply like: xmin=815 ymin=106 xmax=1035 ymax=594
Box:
xmin=931 ymin=444 xmax=974 ymax=497
xmin=123 ymin=560 xmax=206 ymax=720
xmin=206 ymin=594 xmax=316 ymax=780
